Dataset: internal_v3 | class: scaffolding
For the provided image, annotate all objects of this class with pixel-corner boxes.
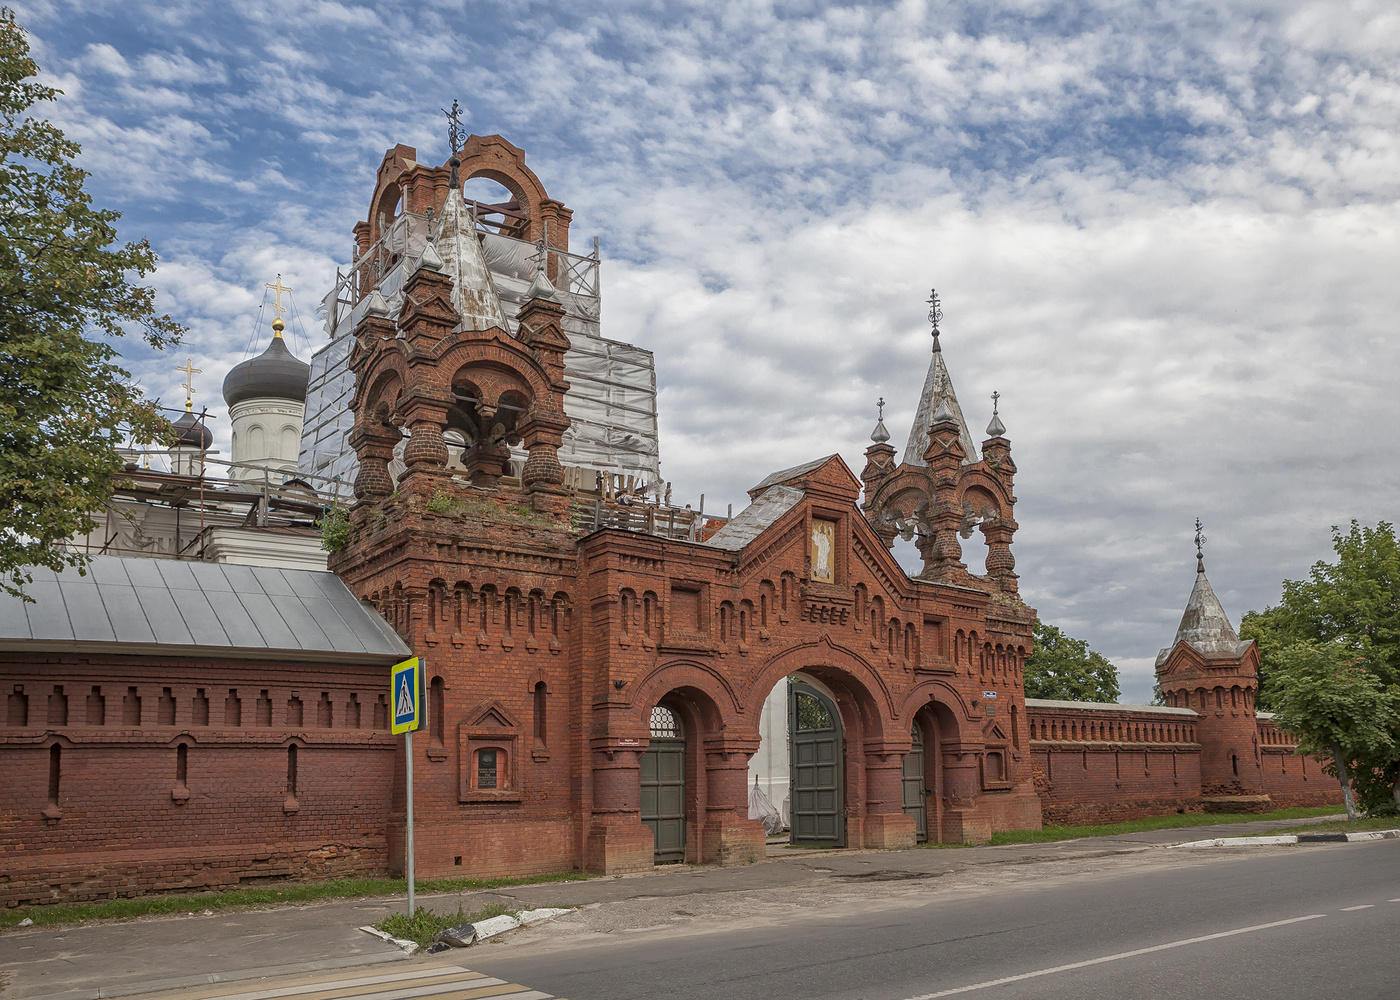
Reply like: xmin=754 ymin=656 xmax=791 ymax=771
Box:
xmin=299 ymin=208 xmax=662 ymax=493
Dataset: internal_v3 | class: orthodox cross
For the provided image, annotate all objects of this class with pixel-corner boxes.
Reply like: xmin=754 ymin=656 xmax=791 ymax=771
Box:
xmin=1195 ymin=517 xmax=1207 ymax=567
xmin=926 ymin=287 xmax=942 ymax=339
xmin=443 ymin=99 xmax=466 ymax=156
xmin=877 ymin=396 xmax=885 ymax=421
xmin=176 ymin=358 xmax=202 ymax=411
xmin=991 ymin=390 xmax=1000 ymax=415
xmin=265 ymin=274 xmax=291 ymax=325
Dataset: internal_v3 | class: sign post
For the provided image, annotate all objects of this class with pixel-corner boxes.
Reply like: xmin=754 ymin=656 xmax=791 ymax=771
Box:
xmin=391 ymin=657 xmax=423 ymax=917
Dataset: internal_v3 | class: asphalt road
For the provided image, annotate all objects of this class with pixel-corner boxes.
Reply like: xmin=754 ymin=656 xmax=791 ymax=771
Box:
xmin=465 ymin=840 xmax=1400 ymax=1000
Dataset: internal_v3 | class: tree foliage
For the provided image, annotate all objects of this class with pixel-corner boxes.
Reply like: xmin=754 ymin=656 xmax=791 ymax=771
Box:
xmin=0 ymin=9 xmax=181 ymax=598
xmin=1268 ymin=643 xmax=1399 ymax=819
xmin=1024 ymin=620 xmax=1121 ymax=703
xmin=1244 ymin=522 xmax=1400 ymax=815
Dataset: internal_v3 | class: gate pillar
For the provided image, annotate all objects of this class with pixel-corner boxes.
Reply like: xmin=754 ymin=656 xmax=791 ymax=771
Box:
xmin=586 ymin=742 xmax=655 ymax=874
xmin=940 ymin=744 xmax=991 ymax=844
xmin=701 ymin=734 xmax=766 ymax=865
xmin=862 ymin=741 xmax=917 ymax=849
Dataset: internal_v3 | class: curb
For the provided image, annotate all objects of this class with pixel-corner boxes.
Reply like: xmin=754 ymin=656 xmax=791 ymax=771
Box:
xmin=1169 ymin=828 xmax=1400 ymax=849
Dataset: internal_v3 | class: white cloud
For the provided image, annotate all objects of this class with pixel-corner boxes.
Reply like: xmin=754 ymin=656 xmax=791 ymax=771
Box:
xmin=12 ymin=0 xmax=1399 ymax=707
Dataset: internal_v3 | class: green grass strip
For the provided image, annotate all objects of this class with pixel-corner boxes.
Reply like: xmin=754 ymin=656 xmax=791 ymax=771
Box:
xmin=0 ymin=871 xmax=589 ymax=931
xmin=911 ymin=804 xmax=1343 ymax=847
xmin=1242 ymin=815 xmax=1400 ymax=837
xmin=375 ymin=903 xmax=515 ymax=948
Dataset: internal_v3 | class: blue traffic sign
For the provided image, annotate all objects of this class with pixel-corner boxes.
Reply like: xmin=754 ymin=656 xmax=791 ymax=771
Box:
xmin=391 ymin=657 xmax=422 ymax=735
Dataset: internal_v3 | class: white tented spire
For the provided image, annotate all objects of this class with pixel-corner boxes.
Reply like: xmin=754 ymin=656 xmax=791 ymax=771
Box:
xmin=902 ymin=345 xmax=979 ymax=467
xmin=434 ymin=186 xmax=512 ymax=333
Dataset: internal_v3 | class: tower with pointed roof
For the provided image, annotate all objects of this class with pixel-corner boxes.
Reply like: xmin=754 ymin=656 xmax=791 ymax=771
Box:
xmin=861 ymin=292 xmax=1020 ymax=595
xmin=1155 ymin=524 xmax=1268 ymax=809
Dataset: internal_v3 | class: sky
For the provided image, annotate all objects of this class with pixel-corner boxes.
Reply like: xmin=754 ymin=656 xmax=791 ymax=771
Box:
xmin=13 ymin=0 xmax=1399 ymax=703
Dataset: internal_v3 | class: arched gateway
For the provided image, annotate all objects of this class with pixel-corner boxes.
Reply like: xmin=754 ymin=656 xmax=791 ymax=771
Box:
xmin=333 ymin=135 xmax=1042 ymax=880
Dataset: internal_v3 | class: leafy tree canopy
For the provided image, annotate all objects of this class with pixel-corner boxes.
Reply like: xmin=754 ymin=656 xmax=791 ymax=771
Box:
xmin=0 ymin=8 xmax=182 ymax=599
xmin=1244 ymin=521 xmax=1400 ymax=815
xmin=1024 ymin=620 xmax=1121 ymax=703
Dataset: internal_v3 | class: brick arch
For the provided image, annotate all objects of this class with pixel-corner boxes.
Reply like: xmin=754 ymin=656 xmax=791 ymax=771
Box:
xmin=898 ymin=679 xmax=978 ymax=732
xmin=629 ymin=659 xmax=742 ymax=726
xmin=743 ymin=636 xmax=895 ymax=741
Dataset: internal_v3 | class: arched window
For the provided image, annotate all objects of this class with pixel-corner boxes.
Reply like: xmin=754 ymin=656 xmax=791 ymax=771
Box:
xmin=650 ymin=705 xmax=682 ymax=739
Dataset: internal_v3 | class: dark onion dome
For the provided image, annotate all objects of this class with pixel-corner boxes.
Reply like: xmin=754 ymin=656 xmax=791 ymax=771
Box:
xmin=222 ymin=321 xmax=311 ymax=409
xmin=171 ymin=408 xmax=214 ymax=449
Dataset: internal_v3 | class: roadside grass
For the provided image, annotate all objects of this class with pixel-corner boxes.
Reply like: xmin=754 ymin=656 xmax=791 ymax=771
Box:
xmin=915 ymin=804 xmax=1344 ymax=848
xmin=375 ymin=903 xmax=512 ymax=948
xmin=0 ymin=871 xmax=589 ymax=932
xmin=1243 ymin=815 xmax=1400 ymax=837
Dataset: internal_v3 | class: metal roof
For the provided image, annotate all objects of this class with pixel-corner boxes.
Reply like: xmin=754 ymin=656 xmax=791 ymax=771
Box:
xmin=1025 ymin=698 xmax=1198 ymax=717
xmin=0 ymin=556 xmax=410 ymax=663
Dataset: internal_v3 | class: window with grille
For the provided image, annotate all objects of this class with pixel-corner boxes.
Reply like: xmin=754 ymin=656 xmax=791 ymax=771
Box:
xmin=650 ymin=705 xmax=682 ymax=739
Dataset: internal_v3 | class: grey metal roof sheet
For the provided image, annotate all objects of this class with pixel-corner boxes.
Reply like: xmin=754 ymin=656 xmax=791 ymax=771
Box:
xmin=0 ymin=555 xmax=410 ymax=663
xmin=749 ymin=456 xmax=839 ymax=495
xmin=703 ymin=486 xmax=806 ymax=552
xmin=1025 ymin=698 xmax=1198 ymax=717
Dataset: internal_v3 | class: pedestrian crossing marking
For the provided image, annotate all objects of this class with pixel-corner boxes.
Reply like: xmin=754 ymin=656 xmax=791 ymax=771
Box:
xmin=396 ymin=675 xmax=414 ymax=719
xmin=124 ymin=964 xmax=559 ymax=1000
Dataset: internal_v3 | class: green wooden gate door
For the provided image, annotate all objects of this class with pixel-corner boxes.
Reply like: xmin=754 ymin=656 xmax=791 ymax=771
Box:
xmin=789 ymin=681 xmax=844 ymax=847
xmin=902 ymin=723 xmax=927 ymax=843
xmin=640 ymin=705 xmax=686 ymax=863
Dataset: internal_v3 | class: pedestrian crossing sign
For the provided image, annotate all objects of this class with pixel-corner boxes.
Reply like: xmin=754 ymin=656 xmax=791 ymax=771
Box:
xmin=390 ymin=657 xmax=422 ymax=735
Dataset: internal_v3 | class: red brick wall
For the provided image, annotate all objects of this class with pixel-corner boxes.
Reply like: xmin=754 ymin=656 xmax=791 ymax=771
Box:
xmin=1257 ymin=720 xmax=1343 ymax=809
xmin=0 ymin=653 xmax=395 ymax=908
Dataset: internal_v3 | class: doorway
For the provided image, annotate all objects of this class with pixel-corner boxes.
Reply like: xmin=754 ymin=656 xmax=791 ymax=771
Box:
xmin=640 ymin=705 xmax=686 ymax=863
xmin=902 ymin=723 xmax=927 ymax=842
xmin=789 ymin=680 xmax=844 ymax=847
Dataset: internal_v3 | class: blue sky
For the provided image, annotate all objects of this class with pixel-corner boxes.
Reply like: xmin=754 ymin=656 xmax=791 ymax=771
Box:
xmin=15 ymin=0 xmax=1400 ymax=702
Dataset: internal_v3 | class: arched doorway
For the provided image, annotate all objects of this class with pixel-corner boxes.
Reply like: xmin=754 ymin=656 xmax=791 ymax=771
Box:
xmin=902 ymin=723 xmax=926 ymax=843
xmin=789 ymin=680 xmax=844 ymax=847
xmin=640 ymin=705 xmax=686 ymax=863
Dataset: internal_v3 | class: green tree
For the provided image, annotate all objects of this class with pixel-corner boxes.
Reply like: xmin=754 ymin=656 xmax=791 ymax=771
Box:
xmin=0 ymin=8 xmax=182 ymax=599
xmin=1023 ymin=620 xmax=1121 ymax=703
xmin=1244 ymin=522 xmax=1400 ymax=814
xmin=1268 ymin=643 xmax=1400 ymax=820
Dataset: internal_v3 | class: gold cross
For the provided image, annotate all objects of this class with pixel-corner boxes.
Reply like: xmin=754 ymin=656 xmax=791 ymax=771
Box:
xmin=176 ymin=358 xmax=202 ymax=411
xmin=265 ymin=274 xmax=291 ymax=325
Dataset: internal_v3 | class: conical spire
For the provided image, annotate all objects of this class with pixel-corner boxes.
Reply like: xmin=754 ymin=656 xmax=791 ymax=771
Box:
xmin=434 ymin=185 xmax=511 ymax=333
xmin=903 ymin=348 xmax=978 ymax=466
xmin=1161 ymin=521 xmax=1251 ymax=660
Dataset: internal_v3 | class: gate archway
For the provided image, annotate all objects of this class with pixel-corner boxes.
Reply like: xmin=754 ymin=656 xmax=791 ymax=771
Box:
xmin=640 ymin=705 xmax=686 ymax=863
xmin=789 ymin=680 xmax=844 ymax=847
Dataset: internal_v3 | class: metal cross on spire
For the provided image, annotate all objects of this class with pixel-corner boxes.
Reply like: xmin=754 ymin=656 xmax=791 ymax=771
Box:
xmin=991 ymin=390 xmax=1000 ymax=415
xmin=176 ymin=358 xmax=202 ymax=411
xmin=265 ymin=274 xmax=291 ymax=331
xmin=1195 ymin=517 xmax=1207 ymax=570
xmin=926 ymin=287 xmax=943 ymax=341
xmin=877 ymin=396 xmax=885 ymax=420
xmin=443 ymin=99 xmax=466 ymax=156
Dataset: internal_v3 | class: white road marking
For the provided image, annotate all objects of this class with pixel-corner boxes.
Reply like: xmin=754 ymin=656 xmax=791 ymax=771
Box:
xmin=899 ymin=914 xmax=1327 ymax=999
xmin=1341 ymin=905 xmax=1374 ymax=911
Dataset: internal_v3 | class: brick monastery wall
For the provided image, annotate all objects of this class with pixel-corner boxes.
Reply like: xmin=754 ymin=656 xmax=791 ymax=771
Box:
xmin=0 ymin=652 xmax=395 ymax=908
xmin=1027 ymin=703 xmax=1204 ymax=826
xmin=1026 ymin=703 xmax=1341 ymax=826
xmin=1257 ymin=717 xmax=1341 ymax=808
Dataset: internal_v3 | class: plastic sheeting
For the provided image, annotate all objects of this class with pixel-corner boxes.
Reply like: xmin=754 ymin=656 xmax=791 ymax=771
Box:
xmin=300 ymin=216 xmax=661 ymax=488
xmin=748 ymin=778 xmax=785 ymax=835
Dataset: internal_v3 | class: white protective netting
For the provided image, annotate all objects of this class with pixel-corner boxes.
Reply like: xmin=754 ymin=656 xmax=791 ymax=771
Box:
xmin=300 ymin=215 xmax=661 ymax=489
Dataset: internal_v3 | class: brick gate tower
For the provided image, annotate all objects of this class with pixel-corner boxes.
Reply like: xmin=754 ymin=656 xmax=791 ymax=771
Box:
xmin=1154 ymin=526 xmax=1268 ymax=811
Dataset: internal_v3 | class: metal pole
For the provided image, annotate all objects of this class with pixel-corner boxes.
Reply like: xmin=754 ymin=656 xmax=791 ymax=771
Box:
xmin=405 ymin=729 xmax=415 ymax=916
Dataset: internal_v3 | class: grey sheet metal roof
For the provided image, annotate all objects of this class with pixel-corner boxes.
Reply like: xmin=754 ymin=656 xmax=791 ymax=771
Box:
xmin=0 ymin=556 xmax=410 ymax=663
xmin=1025 ymin=698 xmax=1198 ymax=716
xmin=703 ymin=485 xmax=805 ymax=551
xmin=749 ymin=456 xmax=838 ymax=495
